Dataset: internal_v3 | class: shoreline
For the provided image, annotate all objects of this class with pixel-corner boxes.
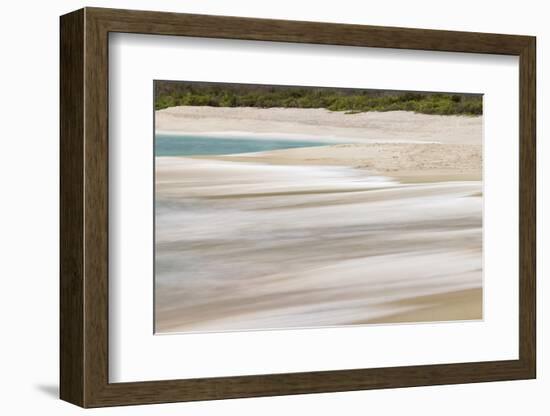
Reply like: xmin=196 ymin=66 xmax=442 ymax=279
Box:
xmin=188 ymin=141 xmax=482 ymax=183
xmin=156 ymin=106 xmax=482 ymax=182
xmin=155 ymin=130 xmax=441 ymax=145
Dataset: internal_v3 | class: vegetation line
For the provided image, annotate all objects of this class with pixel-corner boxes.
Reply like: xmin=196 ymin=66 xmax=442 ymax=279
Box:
xmin=155 ymin=82 xmax=482 ymax=116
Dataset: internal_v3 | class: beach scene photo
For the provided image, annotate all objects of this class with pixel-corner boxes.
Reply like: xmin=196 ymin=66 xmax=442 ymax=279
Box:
xmin=154 ymin=81 xmax=483 ymax=334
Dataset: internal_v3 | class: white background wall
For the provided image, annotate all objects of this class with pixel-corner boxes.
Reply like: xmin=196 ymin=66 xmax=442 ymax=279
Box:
xmin=0 ymin=0 xmax=545 ymax=414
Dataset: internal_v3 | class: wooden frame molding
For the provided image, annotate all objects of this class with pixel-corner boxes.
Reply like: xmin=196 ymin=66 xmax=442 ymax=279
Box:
xmin=60 ymin=7 xmax=536 ymax=408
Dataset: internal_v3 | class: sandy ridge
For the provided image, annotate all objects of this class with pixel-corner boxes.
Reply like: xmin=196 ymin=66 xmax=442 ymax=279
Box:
xmin=156 ymin=106 xmax=482 ymax=145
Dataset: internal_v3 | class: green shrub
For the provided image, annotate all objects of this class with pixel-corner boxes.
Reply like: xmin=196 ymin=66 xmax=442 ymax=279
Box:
xmin=154 ymin=82 xmax=482 ymax=116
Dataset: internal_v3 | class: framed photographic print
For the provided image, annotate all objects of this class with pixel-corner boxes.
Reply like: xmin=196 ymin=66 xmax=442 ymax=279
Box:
xmin=60 ymin=7 xmax=536 ymax=408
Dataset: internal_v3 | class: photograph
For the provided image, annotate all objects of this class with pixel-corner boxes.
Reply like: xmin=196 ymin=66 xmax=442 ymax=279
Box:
xmin=154 ymin=81 xmax=484 ymax=334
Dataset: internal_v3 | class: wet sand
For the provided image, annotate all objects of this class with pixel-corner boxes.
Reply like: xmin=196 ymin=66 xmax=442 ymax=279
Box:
xmin=155 ymin=158 xmax=482 ymax=333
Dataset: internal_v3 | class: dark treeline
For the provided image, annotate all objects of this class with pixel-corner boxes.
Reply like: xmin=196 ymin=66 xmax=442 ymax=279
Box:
xmin=154 ymin=81 xmax=482 ymax=116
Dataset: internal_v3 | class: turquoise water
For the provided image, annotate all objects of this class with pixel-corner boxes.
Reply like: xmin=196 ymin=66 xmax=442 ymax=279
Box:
xmin=155 ymin=134 xmax=329 ymax=156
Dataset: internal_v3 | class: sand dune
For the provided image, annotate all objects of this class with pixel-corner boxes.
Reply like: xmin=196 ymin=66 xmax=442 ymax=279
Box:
xmin=156 ymin=106 xmax=482 ymax=145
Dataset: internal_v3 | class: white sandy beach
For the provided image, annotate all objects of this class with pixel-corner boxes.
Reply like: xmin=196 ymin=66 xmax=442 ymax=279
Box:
xmin=154 ymin=107 xmax=483 ymax=333
xmin=156 ymin=106 xmax=482 ymax=145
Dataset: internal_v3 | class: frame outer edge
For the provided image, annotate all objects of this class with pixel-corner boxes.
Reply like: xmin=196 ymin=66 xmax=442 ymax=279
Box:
xmin=85 ymin=6 xmax=532 ymax=55
xmin=60 ymin=8 xmax=86 ymax=408
xmin=519 ymin=37 xmax=536 ymax=377
xmin=82 ymin=6 xmax=111 ymax=408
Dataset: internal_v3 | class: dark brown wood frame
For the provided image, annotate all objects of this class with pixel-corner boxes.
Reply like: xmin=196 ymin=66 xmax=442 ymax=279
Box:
xmin=60 ymin=7 xmax=536 ymax=408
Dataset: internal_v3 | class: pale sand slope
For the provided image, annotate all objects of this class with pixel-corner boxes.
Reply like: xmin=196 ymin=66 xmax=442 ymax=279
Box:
xmin=156 ymin=106 xmax=482 ymax=145
xmin=214 ymin=142 xmax=481 ymax=183
xmin=155 ymin=157 xmax=482 ymax=333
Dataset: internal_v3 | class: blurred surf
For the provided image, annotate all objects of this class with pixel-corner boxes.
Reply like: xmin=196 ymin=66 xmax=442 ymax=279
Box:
xmin=154 ymin=157 xmax=482 ymax=333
